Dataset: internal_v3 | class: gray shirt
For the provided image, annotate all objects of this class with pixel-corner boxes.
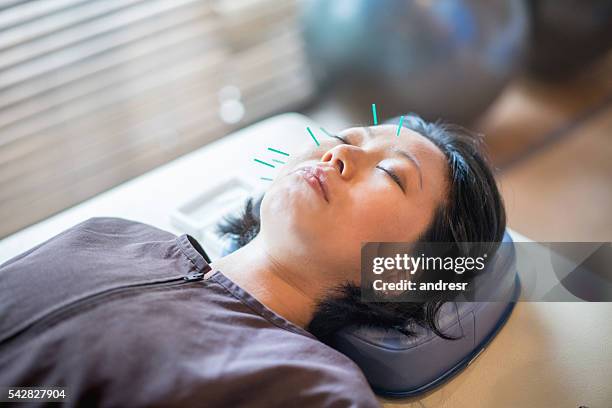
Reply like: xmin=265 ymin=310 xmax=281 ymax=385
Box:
xmin=0 ymin=217 xmax=379 ymax=408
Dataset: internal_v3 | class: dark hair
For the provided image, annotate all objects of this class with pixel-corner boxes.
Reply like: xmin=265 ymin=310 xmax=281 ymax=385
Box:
xmin=217 ymin=114 xmax=506 ymax=345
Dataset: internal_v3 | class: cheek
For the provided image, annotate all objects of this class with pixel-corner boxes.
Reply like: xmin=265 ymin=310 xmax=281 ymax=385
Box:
xmin=279 ymin=142 xmax=329 ymax=173
xmin=337 ymin=187 xmax=425 ymax=243
xmin=315 ymin=192 xmax=407 ymax=280
xmin=331 ymin=192 xmax=395 ymax=240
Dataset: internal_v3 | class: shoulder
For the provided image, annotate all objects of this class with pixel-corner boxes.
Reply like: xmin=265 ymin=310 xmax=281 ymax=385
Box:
xmin=75 ymin=217 xmax=175 ymax=239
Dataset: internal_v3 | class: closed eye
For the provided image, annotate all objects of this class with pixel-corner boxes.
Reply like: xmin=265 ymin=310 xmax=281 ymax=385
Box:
xmin=377 ymin=166 xmax=405 ymax=193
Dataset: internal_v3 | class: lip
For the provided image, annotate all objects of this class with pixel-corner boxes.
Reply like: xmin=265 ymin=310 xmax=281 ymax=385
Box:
xmin=295 ymin=166 xmax=330 ymax=203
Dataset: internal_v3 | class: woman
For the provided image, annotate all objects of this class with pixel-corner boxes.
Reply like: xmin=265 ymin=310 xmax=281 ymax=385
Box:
xmin=217 ymin=114 xmax=506 ymax=341
xmin=0 ymin=114 xmax=504 ymax=407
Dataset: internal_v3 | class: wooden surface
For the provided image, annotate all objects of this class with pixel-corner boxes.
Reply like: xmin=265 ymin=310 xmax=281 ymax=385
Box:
xmin=380 ymin=302 xmax=612 ymax=408
xmin=477 ymin=54 xmax=612 ymax=241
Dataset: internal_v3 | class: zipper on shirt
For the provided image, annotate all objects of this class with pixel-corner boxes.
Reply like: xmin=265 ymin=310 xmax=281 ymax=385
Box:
xmin=0 ymin=271 xmax=206 ymax=347
xmin=184 ymin=271 xmax=205 ymax=281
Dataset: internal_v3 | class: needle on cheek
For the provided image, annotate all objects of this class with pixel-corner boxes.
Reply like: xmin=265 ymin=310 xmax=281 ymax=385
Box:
xmin=306 ymin=127 xmax=320 ymax=146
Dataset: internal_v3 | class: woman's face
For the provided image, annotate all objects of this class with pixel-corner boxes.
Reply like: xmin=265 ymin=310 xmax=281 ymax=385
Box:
xmin=259 ymin=124 xmax=449 ymax=283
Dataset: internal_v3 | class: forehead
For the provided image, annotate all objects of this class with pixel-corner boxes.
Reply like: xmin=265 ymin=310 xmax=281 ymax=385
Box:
xmin=339 ymin=125 xmax=445 ymax=160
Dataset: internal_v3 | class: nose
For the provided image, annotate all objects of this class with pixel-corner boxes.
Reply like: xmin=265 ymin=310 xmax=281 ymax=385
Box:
xmin=321 ymin=145 xmax=359 ymax=178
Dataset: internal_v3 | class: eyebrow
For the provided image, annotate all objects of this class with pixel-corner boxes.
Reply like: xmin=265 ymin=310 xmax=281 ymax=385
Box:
xmin=391 ymin=147 xmax=423 ymax=190
xmin=362 ymin=127 xmax=424 ymax=190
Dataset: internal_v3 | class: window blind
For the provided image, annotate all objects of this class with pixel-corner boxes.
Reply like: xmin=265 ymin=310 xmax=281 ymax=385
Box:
xmin=0 ymin=0 xmax=314 ymax=238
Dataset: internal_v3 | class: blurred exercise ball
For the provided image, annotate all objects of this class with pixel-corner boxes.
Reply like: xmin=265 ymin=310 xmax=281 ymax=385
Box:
xmin=301 ymin=0 xmax=529 ymax=124
xmin=526 ymin=0 xmax=612 ymax=80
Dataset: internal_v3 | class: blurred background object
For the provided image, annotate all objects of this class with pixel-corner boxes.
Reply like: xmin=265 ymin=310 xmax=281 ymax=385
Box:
xmin=0 ymin=0 xmax=315 ymax=238
xmin=301 ymin=0 xmax=529 ymax=125
xmin=525 ymin=0 xmax=612 ymax=80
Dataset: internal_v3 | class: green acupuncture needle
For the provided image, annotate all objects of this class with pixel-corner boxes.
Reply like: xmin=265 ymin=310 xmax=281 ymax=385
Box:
xmin=307 ymin=127 xmax=319 ymax=146
xmin=267 ymin=147 xmax=290 ymax=156
xmin=260 ymin=177 xmax=273 ymax=181
xmin=253 ymin=158 xmax=275 ymax=168
xmin=320 ymin=127 xmax=333 ymax=137
xmin=271 ymin=159 xmax=286 ymax=164
xmin=397 ymin=115 xmax=405 ymax=136
xmin=372 ymin=103 xmax=378 ymax=125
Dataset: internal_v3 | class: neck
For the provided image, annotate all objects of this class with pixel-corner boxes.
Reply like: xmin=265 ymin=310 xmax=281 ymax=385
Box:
xmin=209 ymin=235 xmax=326 ymax=329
